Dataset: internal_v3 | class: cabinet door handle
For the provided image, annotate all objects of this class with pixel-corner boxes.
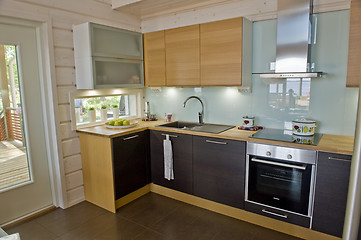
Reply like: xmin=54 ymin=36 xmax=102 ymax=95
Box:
xmin=262 ymin=209 xmax=288 ymax=219
xmin=206 ymin=140 xmax=227 ymax=145
xmin=161 ymin=134 xmax=178 ymax=138
xmin=122 ymin=135 xmax=139 ymax=141
xmin=328 ymin=157 xmax=351 ymax=162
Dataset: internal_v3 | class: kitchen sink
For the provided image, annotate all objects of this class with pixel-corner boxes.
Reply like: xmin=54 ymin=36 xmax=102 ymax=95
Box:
xmin=158 ymin=121 xmax=235 ymax=134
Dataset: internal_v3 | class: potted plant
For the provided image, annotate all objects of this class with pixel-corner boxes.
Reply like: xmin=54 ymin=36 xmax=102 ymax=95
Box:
xmin=88 ymin=106 xmax=96 ymax=123
xmin=100 ymin=105 xmax=108 ymax=121
xmin=112 ymin=104 xmax=119 ymax=119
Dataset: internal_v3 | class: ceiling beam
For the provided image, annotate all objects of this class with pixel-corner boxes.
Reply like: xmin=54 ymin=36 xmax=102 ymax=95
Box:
xmin=112 ymin=0 xmax=143 ymax=10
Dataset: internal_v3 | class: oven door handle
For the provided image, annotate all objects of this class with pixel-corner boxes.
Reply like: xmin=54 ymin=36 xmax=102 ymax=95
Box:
xmin=251 ymin=158 xmax=306 ymax=170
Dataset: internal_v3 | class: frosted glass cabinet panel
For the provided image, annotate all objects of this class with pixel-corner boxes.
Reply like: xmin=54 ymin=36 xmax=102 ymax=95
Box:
xmin=92 ymin=24 xmax=143 ymax=59
xmin=73 ymin=22 xmax=144 ymax=89
xmin=93 ymin=58 xmax=143 ymax=88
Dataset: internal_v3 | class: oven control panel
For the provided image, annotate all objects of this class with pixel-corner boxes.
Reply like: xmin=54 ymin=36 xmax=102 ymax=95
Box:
xmin=247 ymin=142 xmax=317 ymax=165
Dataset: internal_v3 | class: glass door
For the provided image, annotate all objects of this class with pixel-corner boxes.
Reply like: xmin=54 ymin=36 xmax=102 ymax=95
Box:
xmin=0 ymin=22 xmax=53 ymax=225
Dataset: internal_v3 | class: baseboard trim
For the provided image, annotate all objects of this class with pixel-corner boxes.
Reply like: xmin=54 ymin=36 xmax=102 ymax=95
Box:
xmin=1 ymin=205 xmax=56 ymax=229
xmin=150 ymin=184 xmax=340 ymax=240
xmin=115 ymin=184 xmax=151 ymax=209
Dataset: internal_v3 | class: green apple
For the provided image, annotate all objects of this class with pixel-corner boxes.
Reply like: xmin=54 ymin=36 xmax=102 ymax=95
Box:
xmin=123 ymin=120 xmax=130 ymax=126
xmin=114 ymin=121 xmax=122 ymax=126
xmin=108 ymin=120 xmax=115 ymax=126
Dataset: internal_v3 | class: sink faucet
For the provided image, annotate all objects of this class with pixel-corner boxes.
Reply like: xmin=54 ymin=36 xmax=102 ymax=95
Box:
xmin=183 ymin=96 xmax=204 ymax=125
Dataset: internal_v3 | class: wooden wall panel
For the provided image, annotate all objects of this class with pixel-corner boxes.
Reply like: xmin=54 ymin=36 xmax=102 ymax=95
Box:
xmin=55 ymin=67 xmax=76 ymax=86
xmin=64 ymin=154 xmax=82 ymax=174
xmin=54 ymin=48 xmax=75 ymax=67
xmin=57 ymin=86 xmax=76 ymax=104
xmin=53 ymin=28 xmax=74 ymax=48
xmin=62 ymin=137 xmax=81 ymax=157
xmin=58 ymin=104 xmax=71 ymax=122
xmin=67 ymin=186 xmax=85 ymax=207
xmin=346 ymin=0 xmax=361 ymax=87
xmin=141 ymin=0 xmax=350 ymax=33
xmin=60 ymin=122 xmax=79 ymax=139
xmin=65 ymin=170 xmax=84 ymax=190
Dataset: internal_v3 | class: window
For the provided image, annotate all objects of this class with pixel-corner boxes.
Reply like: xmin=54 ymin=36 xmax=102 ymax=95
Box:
xmin=70 ymin=89 xmax=143 ymax=129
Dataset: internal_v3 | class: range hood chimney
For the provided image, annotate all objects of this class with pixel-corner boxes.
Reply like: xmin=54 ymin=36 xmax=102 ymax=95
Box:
xmin=260 ymin=0 xmax=322 ymax=78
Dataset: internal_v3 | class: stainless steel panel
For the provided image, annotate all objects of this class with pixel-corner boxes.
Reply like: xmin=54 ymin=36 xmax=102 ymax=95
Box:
xmin=260 ymin=72 xmax=321 ymax=78
xmin=275 ymin=0 xmax=312 ymax=73
xmin=247 ymin=142 xmax=316 ymax=164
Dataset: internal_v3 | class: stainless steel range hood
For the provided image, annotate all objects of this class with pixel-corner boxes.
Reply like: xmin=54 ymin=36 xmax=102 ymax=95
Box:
xmin=260 ymin=0 xmax=322 ymax=79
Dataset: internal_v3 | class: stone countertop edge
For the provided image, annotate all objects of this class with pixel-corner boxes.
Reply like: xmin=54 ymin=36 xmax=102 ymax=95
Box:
xmin=76 ymin=119 xmax=355 ymax=156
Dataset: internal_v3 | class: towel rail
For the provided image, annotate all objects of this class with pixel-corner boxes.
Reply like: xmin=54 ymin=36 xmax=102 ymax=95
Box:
xmin=161 ymin=134 xmax=178 ymax=138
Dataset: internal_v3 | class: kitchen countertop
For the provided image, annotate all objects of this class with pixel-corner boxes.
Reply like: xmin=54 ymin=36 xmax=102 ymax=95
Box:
xmin=77 ymin=119 xmax=355 ymax=155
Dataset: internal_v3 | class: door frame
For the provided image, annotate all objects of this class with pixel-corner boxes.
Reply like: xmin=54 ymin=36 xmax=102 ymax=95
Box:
xmin=0 ymin=16 xmax=67 ymax=211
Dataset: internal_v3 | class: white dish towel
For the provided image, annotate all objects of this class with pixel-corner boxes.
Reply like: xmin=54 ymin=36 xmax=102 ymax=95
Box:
xmin=163 ymin=134 xmax=174 ymax=180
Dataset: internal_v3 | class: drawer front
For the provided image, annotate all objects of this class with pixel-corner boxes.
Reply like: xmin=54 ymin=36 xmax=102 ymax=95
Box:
xmin=245 ymin=201 xmax=311 ymax=228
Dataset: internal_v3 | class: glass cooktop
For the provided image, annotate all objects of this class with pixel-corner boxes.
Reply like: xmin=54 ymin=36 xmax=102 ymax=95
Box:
xmin=249 ymin=128 xmax=323 ymax=146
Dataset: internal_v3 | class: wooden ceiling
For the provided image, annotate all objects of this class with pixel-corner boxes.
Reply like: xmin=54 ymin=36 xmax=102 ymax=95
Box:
xmin=110 ymin=0 xmax=239 ymax=19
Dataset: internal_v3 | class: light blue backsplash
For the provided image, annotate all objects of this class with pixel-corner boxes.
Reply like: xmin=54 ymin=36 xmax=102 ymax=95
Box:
xmin=145 ymin=10 xmax=359 ymax=136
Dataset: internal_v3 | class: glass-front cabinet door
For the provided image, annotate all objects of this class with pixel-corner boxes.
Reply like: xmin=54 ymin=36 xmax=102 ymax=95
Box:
xmin=93 ymin=57 xmax=144 ymax=88
xmin=91 ymin=23 xmax=143 ymax=59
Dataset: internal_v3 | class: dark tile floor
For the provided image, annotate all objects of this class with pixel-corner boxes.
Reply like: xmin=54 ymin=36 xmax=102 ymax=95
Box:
xmin=4 ymin=193 xmax=303 ymax=240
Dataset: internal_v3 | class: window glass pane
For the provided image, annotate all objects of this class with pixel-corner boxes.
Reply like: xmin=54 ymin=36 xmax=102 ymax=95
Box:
xmin=0 ymin=44 xmax=31 ymax=191
xmin=74 ymin=95 xmax=137 ymax=124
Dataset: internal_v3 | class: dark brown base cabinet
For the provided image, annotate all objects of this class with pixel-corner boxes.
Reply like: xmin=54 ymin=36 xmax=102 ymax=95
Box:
xmin=312 ymin=151 xmax=352 ymax=238
xmin=112 ymin=130 xmax=150 ymax=200
xmin=150 ymin=130 xmax=193 ymax=194
xmin=193 ymin=136 xmax=246 ymax=209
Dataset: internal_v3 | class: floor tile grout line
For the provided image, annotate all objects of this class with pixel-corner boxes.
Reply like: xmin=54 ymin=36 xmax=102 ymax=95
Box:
xmin=34 ymin=205 xmax=106 ymax=238
xmin=116 ymin=209 xmax=178 ymax=237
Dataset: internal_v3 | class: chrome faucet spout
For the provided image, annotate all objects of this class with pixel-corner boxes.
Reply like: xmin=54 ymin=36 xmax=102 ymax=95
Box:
xmin=183 ymin=96 xmax=204 ymax=125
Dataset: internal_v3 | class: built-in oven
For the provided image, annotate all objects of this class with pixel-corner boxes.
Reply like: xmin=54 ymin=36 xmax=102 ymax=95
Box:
xmin=245 ymin=142 xmax=317 ymax=228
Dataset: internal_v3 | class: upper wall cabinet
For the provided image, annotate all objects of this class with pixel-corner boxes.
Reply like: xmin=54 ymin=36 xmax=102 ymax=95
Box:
xmin=200 ymin=17 xmax=251 ymax=86
xmin=143 ymin=30 xmax=166 ymax=87
xmin=143 ymin=17 xmax=252 ymax=87
xmin=165 ymin=25 xmax=201 ymax=86
xmin=73 ymin=23 xmax=144 ymax=89
xmin=346 ymin=0 xmax=361 ymax=87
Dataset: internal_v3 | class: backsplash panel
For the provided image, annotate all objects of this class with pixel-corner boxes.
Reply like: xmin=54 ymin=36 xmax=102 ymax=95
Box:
xmin=146 ymin=10 xmax=359 ymax=136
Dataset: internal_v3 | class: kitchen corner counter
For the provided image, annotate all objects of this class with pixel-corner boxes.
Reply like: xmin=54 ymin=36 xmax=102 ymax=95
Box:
xmin=76 ymin=120 xmax=355 ymax=155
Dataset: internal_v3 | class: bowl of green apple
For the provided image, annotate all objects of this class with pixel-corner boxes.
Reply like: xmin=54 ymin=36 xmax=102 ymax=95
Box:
xmin=105 ymin=119 xmax=138 ymax=129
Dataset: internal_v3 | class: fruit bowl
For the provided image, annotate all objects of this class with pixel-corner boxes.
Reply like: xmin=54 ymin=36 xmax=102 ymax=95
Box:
xmin=105 ymin=120 xmax=138 ymax=129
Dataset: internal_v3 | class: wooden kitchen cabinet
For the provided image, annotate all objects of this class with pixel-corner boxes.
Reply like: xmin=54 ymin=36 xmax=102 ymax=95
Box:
xmin=192 ymin=136 xmax=246 ymax=209
xmin=312 ymin=151 xmax=352 ymax=237
xmin=165 ymin=25 xmax=200 ymax=86
xmin=150 ymin=130 xmax=193 ymax=194
xmin=79 ymin=130 xmax=149 ymax=213
xmin=143 ymin=30 xmax=166 ymax=87
xmin=346 ymin=0 xmax=361 ymax=87
xmin=200 ymin=17 xmax=243 ymax=86
xmin=113 ymin=130 xmax=150 ymax=200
